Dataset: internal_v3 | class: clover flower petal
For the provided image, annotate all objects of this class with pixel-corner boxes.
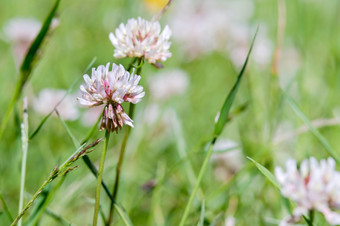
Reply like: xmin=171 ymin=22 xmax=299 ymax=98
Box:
xmin=109 ymin=17 xmax=172 ymax=64
xmin=275 ymin=157 xmax=340 ymax=225
xmin=77 ymin=63 xmax=145 ymax=132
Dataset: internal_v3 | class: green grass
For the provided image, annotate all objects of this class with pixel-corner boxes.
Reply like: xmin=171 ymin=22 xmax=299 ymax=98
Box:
xmin=1 ymin=0 xmax=340 ymax=225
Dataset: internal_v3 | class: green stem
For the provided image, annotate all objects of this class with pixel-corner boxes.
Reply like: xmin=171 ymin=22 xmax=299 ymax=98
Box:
xmin=11 ymin=140 xmax=101 ymax=225
xmin=106 ymin=57 xmax=143 ymax=226
xmin=31 ymin=175 xmax=66 ymax=225
xmin=106 ymin=104 xmax=135 ymax=226
xmin=11 ymin=175 xmax=53 ymax=226
xmin=179 ymin=138 xmax=216 ymax=226
xmin=93 ymin=131 xmax=110 ymax=226
xmin=18 ymin=99 xmax=28 ymax=226
xmin=306 ymin=210 xmax=314 ymax=226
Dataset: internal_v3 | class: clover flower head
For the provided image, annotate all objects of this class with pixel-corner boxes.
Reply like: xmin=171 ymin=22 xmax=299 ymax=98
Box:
xmin=109 ymin=17 xmax=172 ymax=64
xmin=275 ymin=157 xmax=340 ymax=225
xmin=77 ymin=63 xmax=145 ymax=133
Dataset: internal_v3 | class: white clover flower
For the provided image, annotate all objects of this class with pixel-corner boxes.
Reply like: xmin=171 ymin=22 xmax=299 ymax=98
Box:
xmin=77 ymin=63 xmax=145 ymax=133
xmin=109 ymin=17 xmax=172 ymax=64
xmin=275 ymin=157 xmax=340 ymax=225
xmin=33 ymin=89 xmax=79 ymax=121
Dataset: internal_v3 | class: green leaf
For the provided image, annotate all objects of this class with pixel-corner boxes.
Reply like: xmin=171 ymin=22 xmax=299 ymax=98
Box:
xmin=214 ymin=27 xmax=258 ymax=137
xmin=285 ymin=93 xmax=340 ymax=163
xmin=247 ymin=157 xmax=280 ymax=189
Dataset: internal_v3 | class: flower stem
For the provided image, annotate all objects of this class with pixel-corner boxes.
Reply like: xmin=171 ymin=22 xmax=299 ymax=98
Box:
xmin=106 ymin=104 xmax=135 ymax=226
xmin=179 ymin=137 xmax=216 ymax=226
xmin=93 ymin=131 xmax=110 ymax=226
xmin=307 ymin=210 xmax=314 ymax=226
xmin=18 ymin=98 xmax=28 ymax=226
xmin=107 ymin=57 xmax=143 ymax=226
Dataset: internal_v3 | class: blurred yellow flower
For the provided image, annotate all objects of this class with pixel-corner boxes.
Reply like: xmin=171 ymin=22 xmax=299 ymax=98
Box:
xmin=144 ymin=0 xmax=168 ymax=12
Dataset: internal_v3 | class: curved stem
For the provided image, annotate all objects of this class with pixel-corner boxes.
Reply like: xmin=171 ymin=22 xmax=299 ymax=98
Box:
xmin=93 ymin=131 xmax=110 ymax=226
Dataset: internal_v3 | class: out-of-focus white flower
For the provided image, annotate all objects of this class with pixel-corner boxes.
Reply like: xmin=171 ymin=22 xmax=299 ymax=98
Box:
xmin=77 ymin=63 xmax=145 ymax=133
xmin=211 ymin=139 xmax=244 ymax=181
xmin=109 ymin=17 xmax=172 ymax=64
xmin=81 ymin=106 xmax=103 ymax=127
xmin=148 ymin=69 xmax=189 ymax=101
xmin=143 ymin=104 xmax=160 ymax=126
xmin=3 ymin=18 xmax=41 ymax=65
xmin=168 ymin=0 xmax=273 ymax=67
xmin=275 ymin=157 xmax=340 ymax=225
xmin=168 ymin=0 xmax=233 ymax=59
xmin=3 ymin=18 xmax=59 ymax=67
xmin=227 ymin=25 xmax=273 ymax=68
xmin=225 ymin=216 xmax=236 ymax=226
xmin=33 ymin=89 xmax=79 ymax=121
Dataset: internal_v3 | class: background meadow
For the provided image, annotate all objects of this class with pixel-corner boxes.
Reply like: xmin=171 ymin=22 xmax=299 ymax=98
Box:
xmin=1 ymin=0 xmax=340 ymax=225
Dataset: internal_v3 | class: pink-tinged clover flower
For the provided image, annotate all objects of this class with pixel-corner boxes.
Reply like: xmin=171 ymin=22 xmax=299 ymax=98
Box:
xmin=77 ymin=63 xmax=145 ymax=133
xmin=109 ymin=17 xmax=172 ymax=64
xmin=275 ymin=157 xmax=340 ymax=225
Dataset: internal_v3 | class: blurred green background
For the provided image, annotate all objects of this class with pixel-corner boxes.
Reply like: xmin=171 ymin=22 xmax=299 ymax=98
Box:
xmin=1 ymin=0 xmax=340 ymax=225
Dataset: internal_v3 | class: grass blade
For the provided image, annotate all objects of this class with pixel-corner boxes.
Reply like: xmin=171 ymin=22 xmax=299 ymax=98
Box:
xmin=179 ymin=28 xmax=258 ymax=226
xmin=114 ymin=203 xmax=134 ymax=226
xmin=197 ymin=200 xmax=205 ymax=226
xmin=247 ymin=157 xmax=280 ymax=189
xmin=214 ymin=27 xmax=258 ymax=137
xmin=44 ymin=209 xmax=71 ymax=226
xmin=0 ymin=0 xmax=61 ymax=141
xmin=0 ymin=193 xmax=14 ymax=222
xmin=285 ymin=93 xmax=340 ymax=163
xmin=29 ymin=57 xmax=96 ymax=140
xmin=20 ymin=0 xmax=60 ymax=76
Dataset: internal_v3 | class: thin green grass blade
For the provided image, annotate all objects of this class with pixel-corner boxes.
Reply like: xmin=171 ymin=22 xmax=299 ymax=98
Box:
xmin=197 ymin=200 xmax=205 ymax=226
xmin=25 ymin=185 xmax=51 ymax=225
xmin=114 ymin=203 xmax=134 ymax=226
xmin=285 ymin=94 xmax=340 ymax=163
xmin=0 ymin=193 xmax=14 ymax=222
xmin=44 ymin=209 xmax=71 ymax=226
xmin=80 ymin=110 xmax=102 ymax=145
xmin=20 ymin=0 xmax=60 ymax=76
xmin=214 ymin=27 xmax=258 ymax=137
xmin=209 ymin=213 xmax=223 ymax=226
xmin=0 ymin=0 xmax=61 ymax=141
xmin=29 ymin=112 xmax=53 ymax=140
xmin=247 ymin=157 xmax=280 ymax=189
xmin=29 ymin=57 xmax=96 ymax=140
xmin=179 ymin=28 xmax=259 ymax=226
xmin=56 ymin=112 xmax=79 ymax=147
xmin=56 ymin=113 xmax=113 ymax=198
xmin=27 ymin=176 xmax=66 ymax=225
